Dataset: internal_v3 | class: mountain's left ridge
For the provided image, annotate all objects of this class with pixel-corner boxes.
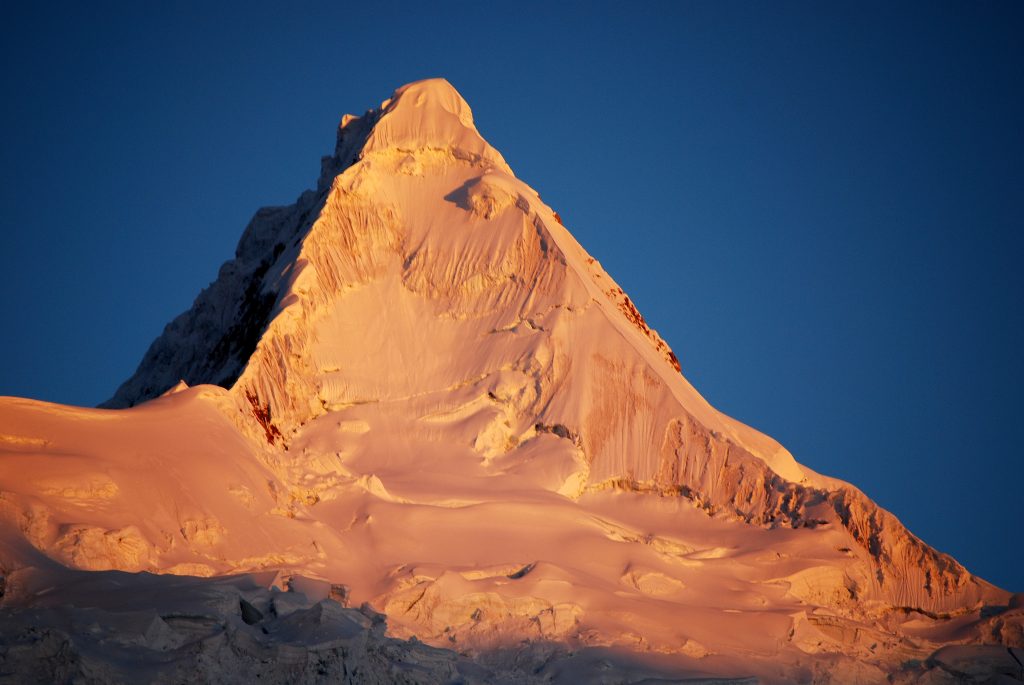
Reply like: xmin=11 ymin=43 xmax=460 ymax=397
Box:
xmin=101 ymin=94 xmax=374 ymax=410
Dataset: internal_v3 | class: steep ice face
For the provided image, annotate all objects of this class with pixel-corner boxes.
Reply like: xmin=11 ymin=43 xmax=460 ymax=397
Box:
xmin=97 ymin=80 xmax=1007 ymax=630
xmin=109 ymin=79 xmax=782 ymax=471
xmin=103 ymin=80 xmax=501 ymax=407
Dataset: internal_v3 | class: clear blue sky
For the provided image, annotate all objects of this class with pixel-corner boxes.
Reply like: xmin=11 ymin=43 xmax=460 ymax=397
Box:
xmin=2 ymin=2 xmax=1021 ymax=591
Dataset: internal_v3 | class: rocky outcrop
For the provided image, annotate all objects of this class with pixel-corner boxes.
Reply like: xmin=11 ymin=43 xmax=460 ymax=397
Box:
xmin=0 ymin=568 xmax=479 ymax=684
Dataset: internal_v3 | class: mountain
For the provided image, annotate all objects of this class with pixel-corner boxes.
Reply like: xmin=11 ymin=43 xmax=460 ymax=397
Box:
xmin=2 ymin=79 xmax=1021 ymax=684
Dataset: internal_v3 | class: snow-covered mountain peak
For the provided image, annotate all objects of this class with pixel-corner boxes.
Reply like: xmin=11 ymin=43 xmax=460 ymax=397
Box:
xmin=98 ymin=78 xmax=1006 ymax=630
xmin=3 ymin=80 xmax=1019 ymax=683
xmin=358 ymin=78 xmax=510 ymax=172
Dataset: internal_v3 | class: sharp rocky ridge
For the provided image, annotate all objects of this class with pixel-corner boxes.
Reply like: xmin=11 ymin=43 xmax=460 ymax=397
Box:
xmin=4 ymin=79 xmax=1018 ymax=683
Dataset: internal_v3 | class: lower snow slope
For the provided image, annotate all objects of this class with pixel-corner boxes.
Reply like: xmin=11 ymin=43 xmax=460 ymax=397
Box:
xmin=1 ymin=388 xmax=1020 ymax=683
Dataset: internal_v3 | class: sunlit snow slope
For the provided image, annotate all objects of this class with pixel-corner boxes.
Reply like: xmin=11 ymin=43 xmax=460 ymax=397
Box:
xmin=3 ymin=80 xmax=1021 ymax=684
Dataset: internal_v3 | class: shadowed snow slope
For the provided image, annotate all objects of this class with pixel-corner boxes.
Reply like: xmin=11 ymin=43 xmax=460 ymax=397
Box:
xmin=3 ymin=79 xmax=1021 ymax=684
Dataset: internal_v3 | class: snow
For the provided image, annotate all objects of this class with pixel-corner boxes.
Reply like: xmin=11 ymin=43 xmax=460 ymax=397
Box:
xmin=1 ymin=79 xmax=1020 ymax=683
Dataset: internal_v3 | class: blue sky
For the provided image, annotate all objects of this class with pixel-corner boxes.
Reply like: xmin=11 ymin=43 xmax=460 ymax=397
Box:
xmin=1 ymin=2 xmax=1021 ymax=590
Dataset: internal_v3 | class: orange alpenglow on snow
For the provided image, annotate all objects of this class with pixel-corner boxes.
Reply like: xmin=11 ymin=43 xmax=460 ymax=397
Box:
xmin=0 ymin=79 xmax=1020 ymax=683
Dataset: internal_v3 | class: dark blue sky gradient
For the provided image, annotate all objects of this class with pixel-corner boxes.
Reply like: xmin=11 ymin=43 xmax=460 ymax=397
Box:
xmin=1 ymin=3 xmax=1021 ymax=590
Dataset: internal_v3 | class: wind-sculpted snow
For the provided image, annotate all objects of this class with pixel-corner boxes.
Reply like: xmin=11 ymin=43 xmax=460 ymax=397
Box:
xmin=2 ymin=79 xmax=1021 ymax=683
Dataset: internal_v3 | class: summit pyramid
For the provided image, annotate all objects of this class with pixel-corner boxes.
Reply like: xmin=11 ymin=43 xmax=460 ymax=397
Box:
xmin=1 ymin=80 xmax=1020 ymax=683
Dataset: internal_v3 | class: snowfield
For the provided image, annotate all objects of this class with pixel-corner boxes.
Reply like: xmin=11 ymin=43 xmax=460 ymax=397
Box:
xmin=1 ymin=79 xmax=1021 ymax=684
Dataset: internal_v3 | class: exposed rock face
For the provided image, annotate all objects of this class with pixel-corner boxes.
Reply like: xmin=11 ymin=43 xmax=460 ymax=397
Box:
xmin=0 ymin=567 xmax=489 ymax=684
xmin=2 ymin=80 xmax=1019 ymax=683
